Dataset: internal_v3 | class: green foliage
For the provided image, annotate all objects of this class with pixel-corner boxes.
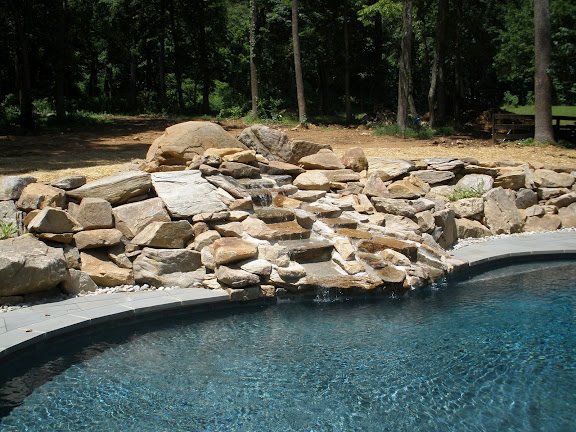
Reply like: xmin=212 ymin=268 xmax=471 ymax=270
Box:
xmin=0 ymin=221 xmax=18 ymax=240
xmin=447 ymin=183 xmax=486 ymax=202
xmin=502 ymin=91 xmax=519 ymax=108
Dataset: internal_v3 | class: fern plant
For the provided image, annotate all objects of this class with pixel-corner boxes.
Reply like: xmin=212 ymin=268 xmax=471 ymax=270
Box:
xmin=0 ymin=221 xmax=18 ymax=240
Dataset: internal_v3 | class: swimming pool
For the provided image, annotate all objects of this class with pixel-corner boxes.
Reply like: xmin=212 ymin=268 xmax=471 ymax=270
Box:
xmin=1 ymin=261 xmax=574 ymax=431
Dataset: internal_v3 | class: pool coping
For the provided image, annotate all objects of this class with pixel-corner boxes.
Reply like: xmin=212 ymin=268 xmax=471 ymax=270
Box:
xmin=1 ymin=231 xmax=575 ymax=361
xmin=449 ymin=230 xmax=576 ymax=275
xmin=0 ymin=288 xmax=231 ymax=360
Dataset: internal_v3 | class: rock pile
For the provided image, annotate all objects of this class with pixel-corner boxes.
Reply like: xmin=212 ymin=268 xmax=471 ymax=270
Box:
xmin=1 ymin=121 xmax=575 ymax=303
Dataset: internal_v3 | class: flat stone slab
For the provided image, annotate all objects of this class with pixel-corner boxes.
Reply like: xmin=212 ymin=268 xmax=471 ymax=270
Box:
xmin=0 ymin=288 xmax=229 ymax=359
xmin=451 ymin=231 xmax=576 ymax=268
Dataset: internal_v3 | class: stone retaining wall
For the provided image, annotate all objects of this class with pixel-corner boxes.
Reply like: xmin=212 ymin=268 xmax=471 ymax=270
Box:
xmin=1 ymin=122 xmax=575 ymax=304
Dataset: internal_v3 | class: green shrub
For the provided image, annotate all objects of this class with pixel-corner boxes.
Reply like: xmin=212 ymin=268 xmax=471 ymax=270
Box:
xmin=502 ymin=91 xmax=519 ymax=108
xmin=0 ymin=221 xmax=18 ymax=240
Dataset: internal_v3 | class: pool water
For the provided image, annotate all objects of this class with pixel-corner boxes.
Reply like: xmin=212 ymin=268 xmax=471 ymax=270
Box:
xmin=0 ymin=261 xmax=575 ymax=431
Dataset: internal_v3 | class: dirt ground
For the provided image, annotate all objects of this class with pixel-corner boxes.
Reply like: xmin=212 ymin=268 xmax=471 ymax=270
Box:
xmin=1 ymin=116 xmax=576 ymax=183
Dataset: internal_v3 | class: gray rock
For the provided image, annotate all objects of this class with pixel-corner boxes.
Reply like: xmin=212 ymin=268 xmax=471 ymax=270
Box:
xmin=537 ymin=187 xmax=570 ymax=200
xmin=240 ymin=259 xmax=273 ymax=279
xmin=362 ymin=173 xmax=390 ymax=198
xmin=0 ymin=234 xmax=68 ymax=296
xmin=205 ymin=175 xmax=249 ymax=199
xmin=456 ymin=174 xmax=493 ymax=193
xmin=374 ymin=159 xmax=415 ymax=181
xmin=547 ymin=192 xmax=576 ymax=208
xmin=412 ymin=170 xmax=455 ymax=185
xmin=425 ymin=157 xmax=465 ymax=171
xmin=133 ymin=247 xmax=204 ymax=288
xmin=289 ymin=140 xmax=333 ymax=165
xmin=238 ymin=125 xmax=292 ymax=162
xmin=67 ymin=171 xmax=152 ymax=205
xmin=515 ymin=188 xmax=538 ymax=209
xmin=112 ymin=197 xmax=171 ymax=239
xmin=433 ymin=209 xmax=458 ymax=248
xmin=388 ymin=175 xmax=430 ymax=199
xmin=483 ymin=187 xmax=523 ymax=234
xmin=259 ymin=160 xmax=305 ymax=176
xmin=534 ymin=169 xmax=575 ymax=188
xmin=61 ymin=269 xmax=98 ymax=294
xmin=151 ymin=171 xmax=227 ymax=218
xmin=0 ymin=175 xmax=36 ymax=200
xmin=293 ymin=171 xmax=331 ymax=191
xmin=50 ymin=176 xmax=86 ymax=190
xmin=371 ymin=197 xmax=416 ymax=218
xmin=494 ymin=168 xmax=525 ymax=190
xmin=191 ymin=230 xmax=221 ymax=251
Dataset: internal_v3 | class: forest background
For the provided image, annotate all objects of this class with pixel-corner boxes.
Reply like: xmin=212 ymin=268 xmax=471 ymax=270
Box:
xmin=1 ymin=0 xmax=574 ymax=132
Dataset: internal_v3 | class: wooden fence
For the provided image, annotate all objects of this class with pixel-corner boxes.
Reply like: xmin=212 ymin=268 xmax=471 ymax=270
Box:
xmin=492 ymin=113 xmax=576 ymax=143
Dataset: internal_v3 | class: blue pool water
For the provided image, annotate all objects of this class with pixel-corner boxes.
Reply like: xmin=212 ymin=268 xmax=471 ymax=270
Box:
xmin=0 ymin=261 xmax=575 ymax=431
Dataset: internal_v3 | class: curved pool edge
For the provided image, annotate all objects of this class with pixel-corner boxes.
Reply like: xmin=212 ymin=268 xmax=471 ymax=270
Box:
xmin=1 ymin=231 xmax=575 ymax=362
xmin=449 ymin=230 xmax=576 ymax=276
xmin=0 ymin=288 xmax=231 ymax=361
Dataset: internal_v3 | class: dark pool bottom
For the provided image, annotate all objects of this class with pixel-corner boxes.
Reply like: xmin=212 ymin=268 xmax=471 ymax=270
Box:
xmin=1 ymin=261 xmax=575 ymax=432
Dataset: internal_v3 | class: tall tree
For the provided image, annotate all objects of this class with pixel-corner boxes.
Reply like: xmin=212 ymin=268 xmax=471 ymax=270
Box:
xmin=427 ymin=0 xmax=447 ymax=127
xmin=397 ymin=0 xmax=413 ymax=130
xmin=534 ymin=0 xmax=554 ymax=143
xmin=291 ymin=0 xmax=306 ymax=125
xmin=343 ymin=3 xmax=352 ymax=123
xmin=249 ymin=0 xmax=259 ymax=117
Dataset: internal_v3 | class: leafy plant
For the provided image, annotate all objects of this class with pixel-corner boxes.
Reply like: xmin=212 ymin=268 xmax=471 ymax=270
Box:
xmin=0 ymin=221 xmax=18 ymax=240
xmin=447 ymin=183 xmax=486 ymax=202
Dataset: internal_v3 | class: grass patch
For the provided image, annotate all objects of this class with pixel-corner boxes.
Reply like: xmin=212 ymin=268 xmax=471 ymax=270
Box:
xmin=0 ymin=221 xmax=18 ymax=240
xmin=447 ymin=184 xmax=486 ymax=201
xmin=373 ymin=124 xmax=454 ymax=139
xmin=502 ymin=105 xmax=576 ymax=117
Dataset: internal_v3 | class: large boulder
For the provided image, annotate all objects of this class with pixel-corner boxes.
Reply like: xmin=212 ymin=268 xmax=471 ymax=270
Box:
xmin=533 ymin=169 xmax=575 ymax=188
xmin=73 ymin=229 xmax=123 ymax=250
xmin=455 ymin=218 xmax=491 ymax=239
xmin=212 ymin=237 xmax=259 ymax=266
xmin=483 ymin=187 xmax=523 ymax=234
xmin=374 ymin=159 xmax=415 ymax=181
xmin=299 ymin=149 xmax=345 ymax=170
xmin=0 ymin=234 xmax=68 ymax=296
xmin=151 ymin=171 xmax=228 ymax=218
xmin=238 ymin=125 xmax=331 ymax=163
xmin=145 ymin=121 xmax=244 ymax=171
xmin=72 ymin=197 xmax=114 ymax=230
xmin=341 ymin=147 xmax=368 ymax=172
xmin=28 ymin=208 xmax=82 ymax=234
xmin=130 ymin=221 xmax=193 ymax=249
xmin=133 ymin=248 xmax=204 ymax=288
xmin=67 ymin=171 xmax=152 ymax=205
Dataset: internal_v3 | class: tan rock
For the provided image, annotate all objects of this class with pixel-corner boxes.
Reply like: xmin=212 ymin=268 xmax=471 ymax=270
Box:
xmin=299 ymin=149 xmax=345 ymax=170
xmin=67 ymin=171 xmax=152 ymax=205
xmin=131 ymin=221 xmax=193 ymax=249
xmin=483 ymin=187 xmax=523 ymax=234
xmin=273 ymin=194 xmax=302 ymax=209
xmin=223 ymin=149 xmax=257 ymax=164
xmin=191 ymin=230 xmax=221 ymax=251
xmin=523 ymin=214 xmax=562 ymax=232
xmin=341 ymin=147 xmax=368 ymax=172
xmin=388 ymin=175 xmax=430 ymax=199
xmin=204 ymin=147 xmax=246 ymax=158
xmin=362 ymin=173 xmax=390 ymax=198
xmin=37 ymin=233 xmax=74 ymax=244
xmin=212 ymin=237 xmax=258 ymax=265
xmin=133 ymin=248 xmax=203 ymax=287
xmin=146 ymin=121 xmax=244 ymax=170
xmin=28 ymin=208 xmax=82 ymax=234
xmin=293 ymin=171 xmax=331 ymax=191
xmin=374 ymin=159 xmax=415 ymax=181
xmin=259 ymin=160 xmax=305 ymax=176
xmin=447 ymin=198 xmax=484 ymax=220
xmin=357 ymin=236 xmax=417 ymax=260
xmin=17 ymin=183 xmax=65 ymax=211
xmin=215 ymin=266 xmax=260 ymax=288
xmin=534 ymin=169 xmax=575 ymax=188
xmin=73 ymin=197 xmax=114 ymax=230
xmin=80 ymin=250 xmax=134 ymax=286
xmin=334 ymin=238 xmax=356 ymax=261
xmin=74 ymin=229 xmax=123 ymax=250
xmin=455 ymin=218 xmax=491 ymax=239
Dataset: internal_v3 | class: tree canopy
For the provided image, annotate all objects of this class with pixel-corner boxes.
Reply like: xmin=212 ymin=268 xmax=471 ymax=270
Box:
xmin=1 ymin=0 xmax=574 ymax=129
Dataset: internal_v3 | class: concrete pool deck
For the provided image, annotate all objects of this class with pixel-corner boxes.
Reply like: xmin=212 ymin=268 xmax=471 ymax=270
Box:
xmin=1 ymin=231 xmax=575 ymax=360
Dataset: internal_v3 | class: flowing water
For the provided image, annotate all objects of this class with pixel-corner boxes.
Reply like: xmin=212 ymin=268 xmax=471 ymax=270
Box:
xmin=0 ymin=261 xmax=575 ymax=431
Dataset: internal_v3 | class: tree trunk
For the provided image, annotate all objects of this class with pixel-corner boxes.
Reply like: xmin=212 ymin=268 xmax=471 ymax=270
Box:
xmin=428 ymin=0 xmax=448 ymax=127
xmin=534 ymin=0 xmax=554 ymax=143
xmin=249 ymin=0 xmax=259 ymax=117
xmin=11 ymin=0 xmax=33 ymax=128
xmin=54 ymin=0 xmax=66 ymax=122
xmin=199 ymin=0 xmax=210 ymax=114
xmin=397 ymin=0 xmax=413 ymax=131
xmin=158 ymin=37 xmax=166 ymax=111
xmin=291 ymin=0 xmax=307 ymax=125
xmin=129 ymin=49 xmax=137 ymax=111
xmin=168 ymin=0 xmax=184 ymax=112
xmin=344 ymin=6 xmax=352 ymax=124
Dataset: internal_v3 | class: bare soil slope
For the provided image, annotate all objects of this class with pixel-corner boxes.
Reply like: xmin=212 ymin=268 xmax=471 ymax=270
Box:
xmin=1 ymin=117 xmax=575 ymax=182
